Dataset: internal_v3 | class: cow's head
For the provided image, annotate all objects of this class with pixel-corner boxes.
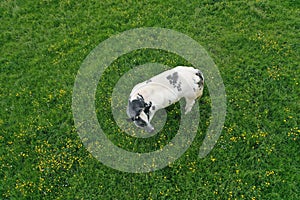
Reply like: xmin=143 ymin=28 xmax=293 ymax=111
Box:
xmin=127 ymin=94 xmax=154 ymax=132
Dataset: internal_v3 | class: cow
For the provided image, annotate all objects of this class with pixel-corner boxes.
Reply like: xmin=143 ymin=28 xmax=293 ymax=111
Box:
xmin=127 ymin=66 xmax=204 ymax=133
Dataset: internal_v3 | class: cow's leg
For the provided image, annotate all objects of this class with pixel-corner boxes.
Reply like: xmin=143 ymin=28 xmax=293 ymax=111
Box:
xmin=184 ymin=97 xmax=195 ymax=114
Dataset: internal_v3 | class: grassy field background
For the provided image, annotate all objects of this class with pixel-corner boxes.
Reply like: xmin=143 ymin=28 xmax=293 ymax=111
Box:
xmin=1 ymin=0 xmax=299 ymax=199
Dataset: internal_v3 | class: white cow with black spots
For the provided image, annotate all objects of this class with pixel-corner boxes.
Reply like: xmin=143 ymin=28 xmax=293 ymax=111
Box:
xmin=127 ymin=66 xmax=204 ymax=132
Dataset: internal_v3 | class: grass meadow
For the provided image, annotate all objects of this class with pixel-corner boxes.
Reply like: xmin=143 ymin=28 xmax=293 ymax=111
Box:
xmin=1 ymin=0 xmax=299 ymax=199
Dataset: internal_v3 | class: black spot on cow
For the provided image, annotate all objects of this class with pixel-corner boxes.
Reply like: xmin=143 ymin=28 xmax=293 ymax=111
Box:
xmin=167 ymin=72 xmax=183 ymax=92
xmin=176 ymin=81 xmax=182 ymax=91
xmin=152 ymin=105 xmax=156 ymax=110
xmin=146 ymin=79 xmax=152 ymax=84
xmin=166 ymin=72 xmax=179 ymax=86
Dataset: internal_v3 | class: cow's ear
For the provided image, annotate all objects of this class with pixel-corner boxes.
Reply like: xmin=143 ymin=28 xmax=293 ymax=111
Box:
xmin=137 ymin=93 xmax=144 ymax=101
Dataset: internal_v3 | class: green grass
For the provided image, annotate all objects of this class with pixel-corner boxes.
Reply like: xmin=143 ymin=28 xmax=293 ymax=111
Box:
xmin=1 ymin=0 xmax=299 ymax=199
